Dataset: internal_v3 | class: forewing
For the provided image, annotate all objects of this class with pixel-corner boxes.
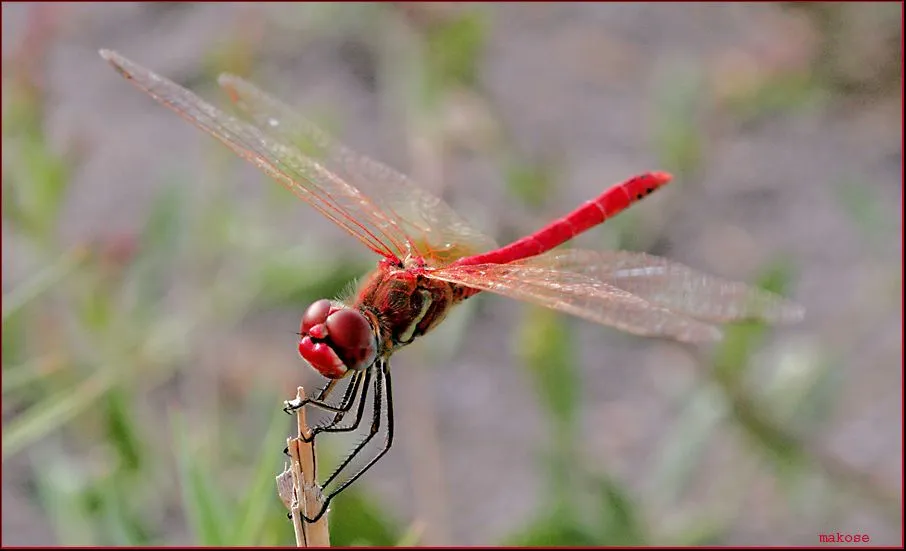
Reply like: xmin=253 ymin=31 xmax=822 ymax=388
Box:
xmin=430 ymin=263 xmax=724 ymax=343
xmin=217 ymin=74 xmax=499 ymax=266
xmin=517 ymin=250 xmax=805 ymax=324
xmin=100 ymin=50 xmax=409 ymax=260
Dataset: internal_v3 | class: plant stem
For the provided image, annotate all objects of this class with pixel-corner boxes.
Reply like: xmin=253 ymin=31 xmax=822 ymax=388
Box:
xmin=277 ymin=387 xmax=331 ymax=547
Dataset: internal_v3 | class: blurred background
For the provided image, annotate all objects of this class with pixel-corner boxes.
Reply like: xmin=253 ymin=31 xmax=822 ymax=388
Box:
xmin=2 ymin=2 xmax=902 ymax=546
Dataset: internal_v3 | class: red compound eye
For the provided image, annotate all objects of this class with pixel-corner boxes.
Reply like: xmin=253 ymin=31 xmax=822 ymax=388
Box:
xmin=324 ymin=309 xmax=377 ymax=372
xmin=300 ymin=299 xmax=332 ymax=335
xmin=297 ymin=302 xmax=378 ymax=379
xmin=298 ymin=336 xmax=346 ymax=379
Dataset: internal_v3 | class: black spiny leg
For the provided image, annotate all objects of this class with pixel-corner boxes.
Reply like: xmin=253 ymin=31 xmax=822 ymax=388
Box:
xmin=307 ymin=369 xmax=372 ymax=440
xmin=312 ymin=370 xmax=366 ymax=427
xmin=283 ymin=374 xmax=360 ymax=415
xmin=282 ymin=370 xmax=367 ymax=461
xmin=324 ymin=360 xmax=394 ymax=498
xmin=300 ymin=359 xmax=394 ymax=524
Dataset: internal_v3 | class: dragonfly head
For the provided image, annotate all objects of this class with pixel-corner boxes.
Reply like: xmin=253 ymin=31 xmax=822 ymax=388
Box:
xmin=298 ymin=299 xmax=378 ymax=379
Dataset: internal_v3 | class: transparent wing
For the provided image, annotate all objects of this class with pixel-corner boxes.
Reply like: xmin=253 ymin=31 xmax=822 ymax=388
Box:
xmin=430 ymin=263 xmax=725 ymax=343
xmin=101 ymin=50 xmax=416 ymax=260
xmin=517 ymin=249 xmax=805 ymax=324
xmin=217 ymin=74 xmax=499 ymax=266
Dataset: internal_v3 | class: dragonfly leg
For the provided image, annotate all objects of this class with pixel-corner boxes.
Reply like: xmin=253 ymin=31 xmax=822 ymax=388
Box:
xmin=321 ymin=360 xmax=390 ymax=489
xmin=282 ymin=368 xmax=376 ymax=524
xmin=283 ymin=373 xmax=361 ymax=415
xmin=308 ymin=369 xmax=372 ymax=439
xmin=283 ymin=373 xmax=367 ymax=460
xmin=300 ymin=359 xmax=394 ymax=523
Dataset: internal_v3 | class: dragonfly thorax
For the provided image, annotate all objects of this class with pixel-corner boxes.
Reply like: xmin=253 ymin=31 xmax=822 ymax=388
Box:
xmin=298 ymin=299 xmax=378 ymax=379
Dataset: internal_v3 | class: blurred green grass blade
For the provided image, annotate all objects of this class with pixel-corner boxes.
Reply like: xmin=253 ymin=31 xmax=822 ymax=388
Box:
xmin=712 ymin=261 xmax=805 ymax=465
xmin=514 ymin=306 xmax=579 ymax=430
xmin=786 ymin=356 xmax=843 ymax=428
xmin=424 ymin=10 xmax=487 ymax=94
xmin=515 ymin=306 xmax=582 ymax=509
xmin=173 ymin=412 xmax=230 ymax=546
xmin=715 ymin=360 xmax=807 ymax=470
xmin=646 ymin=382 xmax=728 ymax=505
xmin=3 ymin=370 xmax=114 ymax=458
xmin=717 ymin=362 xmax=806 ymax=469
xmin=395 ymin=521 xmax=426 ymax=546
xmin=33 ymin=455 xmax=98 ymax=545
xmin=95 ymin=480 xmax=151 ymax=545
xmin=1 ymin=304 xmax=28 ymax=368
xmin=229 ymin=406 xmax=294 ymax=545
xmin=756 ymin=259 xmax=798 ymax=297
xmin=2 ymin=355 xmax=64 ymax=395
xmin=502 ymin=511 xmax=598 ymax=546
xmin=128 ymin=182 xmax=187 ymax=317
xmin=726 ymin=384 xmax=806 ymax=467
xmin=536 ymin=445 xmax=575 ymax=517
xmin=4 ymin=132 xmax=71 ymax=241
xmin=712 ymin=322 xmax=767 ymax=382
xmin=104 ymin=389 xmax=145 ymax=472
xmin=761 ymin=346 xmax=844 ymax=500
xmin=504 ymin=157 xmax=557 ymax=209
xmin=137 ymin=180 xmax=186 ymax=255
xmin=670 ymin=515 xmax=731 ymax=546
xmin=712 ymin=260 xmax=798 ymax=382
xmin=1 ymin=83 xmax=42 ymax=137
xmin=255 ymin=514 xmax=297 ymax=546
xmin=594 ymin=473 xmax=647 ymax=545
xmin=328 ymin=487 xmax=402 ymax=547
xmin=763 ymin=340 xmax=840 ymax=429
xmin=724 ymin=70 xmax=823 ymax=126
xmin=2 ymin=246 xmax=86 ymax=322
xmin=77 ymin=280 xmax=116 ymax=334
xmin=21 ymin=133 xmax=70 ymax=226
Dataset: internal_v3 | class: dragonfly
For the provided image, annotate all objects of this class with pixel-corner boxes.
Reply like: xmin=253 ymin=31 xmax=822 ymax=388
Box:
xmin=99 ymin=49 xmax=804 ymax=522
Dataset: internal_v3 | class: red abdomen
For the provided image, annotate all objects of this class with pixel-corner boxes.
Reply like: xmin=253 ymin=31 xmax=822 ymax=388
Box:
xmin=453 ymin=171 xmax=671 ymax=267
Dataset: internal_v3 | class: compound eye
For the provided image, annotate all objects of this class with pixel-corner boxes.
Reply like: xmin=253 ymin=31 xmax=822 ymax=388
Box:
xmin=325 ymin=309 xmax=377 ymax=371
xmin=300 ymin=299 xmax=333 ymax=335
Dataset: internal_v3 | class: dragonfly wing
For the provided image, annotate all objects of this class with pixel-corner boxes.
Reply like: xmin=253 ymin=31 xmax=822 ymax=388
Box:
xmin=513 ymin=250 xmax=805 ymax=324
xmin=430 ymin=263 xmax=724 ymax=343
xmin=218 ymin=74 xmax=499 ymax=266
xmin=100 ymin=50 xmax=410 ymax=260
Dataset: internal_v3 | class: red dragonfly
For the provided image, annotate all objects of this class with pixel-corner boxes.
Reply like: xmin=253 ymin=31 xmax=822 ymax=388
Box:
xmin=100 ymin=50 xmax=803 ymax=521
